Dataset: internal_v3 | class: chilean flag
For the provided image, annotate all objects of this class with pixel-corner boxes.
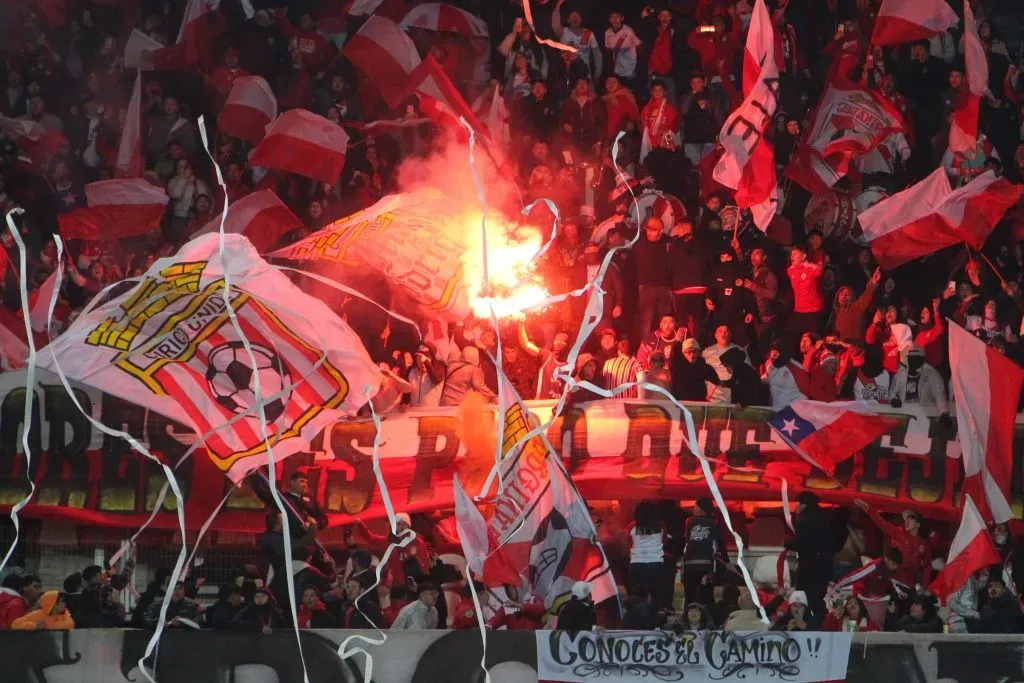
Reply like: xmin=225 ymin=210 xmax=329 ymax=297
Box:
xmin=949 ymin=322 xmax=1024 ymax=524
xmin=870 ymin=0 xmax=959 ymax=47
xmin=950 ymin=0 xmax=987 ymax=156
xmin=930 ymin=495 xmax=1001 ymax=601
xmin=768 ymin=400 xmax=901 ymax=474
xmin=713 ymin=0 xmax=778 ymax=230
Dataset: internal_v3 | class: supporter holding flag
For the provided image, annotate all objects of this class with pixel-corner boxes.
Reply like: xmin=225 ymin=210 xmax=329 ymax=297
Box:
xmin=856 ymin=500 xmax=933 ymax=589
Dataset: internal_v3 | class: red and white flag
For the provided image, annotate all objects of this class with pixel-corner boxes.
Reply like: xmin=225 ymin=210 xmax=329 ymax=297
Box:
xmin=485 ymin=382 xmax=616 ymax=608
xmin=949 ymin=322 xmax=1024 ymax=524
xmin=785 ymin=80 xmax=905 ymax=193
xmin=152 ymin=0 xmax=219 ymax=70
xmin=0 ymin=116 xmax=68 ymax=168
xmin=871 ymin=0 xmax=959 ymax=47
xmin=713 ymin=0 xmax=778 ymax=230
xmin=453 ymin=475 xmax=522 ymax=588
xmin=57 ymin=179 xmax=169 ymax=241
xmin=193 ymin=189 xmax=302 ymax=253
xmin=403 ymin=55 xmax=491 ymax=142
xmin=473 ymin=84 xmax=510 ymax=146
xmin=40 ymin=233 xmax=381 ymax=482
xmin=250 ymin=109 xmax=349 ymax=184
xmin=399 ymin=3 xmax=489 ymax=39
xmin=424 ymin=318 xmax=455 ymax=362
xmin=860 ymin=168 xmax=1023 ymax=269
xmin=115 ymin=70 xmax=145 ymax=178
xmin=343 ymin=15 xmax=422 ymax=107
xmin=930 ymin=495 xmax=1002 ymax=600
xmin=341 ymin=118 xmax=432 ymax=137
xmin=28 ymin=268 xmax=60 ymax=334
xmin=950 ymin=0 xmax=988 ymax=155
xmin=123 ymin=28 xmax=163 ymax=70
xmin=218 ymin=76 xmax=277 ymax=144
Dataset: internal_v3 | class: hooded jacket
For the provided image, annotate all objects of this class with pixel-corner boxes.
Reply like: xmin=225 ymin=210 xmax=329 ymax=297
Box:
xmin=440 ymin=346 xmax=496 ymax=406
xmin=0 ymin=587 xmax=29 ymax=628
xmin=889 ymin=349 xmax=948 ymax=413
xmin=297 ymin=599 xmax=337 ymax=628
xmin=11 ymin=591 xmax=74 ymax=630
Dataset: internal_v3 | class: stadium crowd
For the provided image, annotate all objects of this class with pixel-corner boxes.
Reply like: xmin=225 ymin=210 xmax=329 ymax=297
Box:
xmin=0 ymin=0 xmax=1023 ymax=636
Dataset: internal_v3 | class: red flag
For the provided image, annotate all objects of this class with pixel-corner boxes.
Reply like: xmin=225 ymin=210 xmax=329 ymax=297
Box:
xmin=218 ymin=76 xmax=278 ymax=144
xmin=870 ymin=0 xmax=959 ymax=47
xmin=341 ymin=118 xmax=432 ymax=137
xmin=930 ymin=495 xmax=1002 ymax=600
xmin=713 ymin=0 xmax=778 ymax=230
xmin=57 ymin=179 xmax=169 ymax=241
xmin=250 ymin=109 xmax=349 ymax=184
xmin=342 ymin=15 xmax=422 ymax=107
xmin=860 ymin=169 xmax=1023 ymax=269
xmin=949 ymin=322 xmax=1024 ymax=524
xmin=193 ymin=190 xmax=302 ymax=253
xmin=950 ymin=0 xmax=988 ymax=155
xmin=115 ymin=71 xmax=145 ymax=179
xmin=404 ymin=55 xmax=491 ymax=143
xmin=785 ymin=80 xmax=905 ymax=193
xmin=0 ymin=117 xmax=67 ymax=168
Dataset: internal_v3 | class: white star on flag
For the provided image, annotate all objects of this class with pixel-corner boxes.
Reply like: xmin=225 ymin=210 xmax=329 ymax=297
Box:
xmin=781 ymin=418 xmax=799 ymax=436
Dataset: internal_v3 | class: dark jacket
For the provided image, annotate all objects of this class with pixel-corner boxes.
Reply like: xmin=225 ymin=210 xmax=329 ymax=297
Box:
xmin=889 ymin=611 xmax=944 ymax=633
xmin=670 ymin=348 xmax=720 ymax=401
xmin=785 ymin=506 xmax=833 ymax=585
xmin=515 ymin=94 xmax=558 ymax=141
xmin=682 ymin=515 xmax=728 ymax=573
xmin=633 ymin=235 xmax=672 ymax=287
xmin=980 ymin=593 xmax=1023 ymax=634
xmin=231 ymin=603 xmax=284 ymax=632
xmin=668 ymin=233 xmax=712 ymax=290
xmin=557 ymin=597 xmax=597 ymax=631
xmin=206 ymin=600 xmax=242 ymax=629
xmin=720 ymin=347 xmax=764 ymax=407
xmin=130 ymin=582 xmax=165 ymax=628
xmin=558 ymin=96 xmax=607 ymax=150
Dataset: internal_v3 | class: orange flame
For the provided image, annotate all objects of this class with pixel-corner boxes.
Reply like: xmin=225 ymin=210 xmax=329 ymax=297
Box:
xmin=462 ymin=212 xmax=549 ymax=319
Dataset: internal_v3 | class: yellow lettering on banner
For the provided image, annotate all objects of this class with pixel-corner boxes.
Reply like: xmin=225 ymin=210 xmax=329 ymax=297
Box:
xmin=86 ymin=262 xmax=206 ymax=351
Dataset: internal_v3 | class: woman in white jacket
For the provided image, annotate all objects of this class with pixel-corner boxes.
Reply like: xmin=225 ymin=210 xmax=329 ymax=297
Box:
xmin=166 ymin=158 xmax=210 ymax=242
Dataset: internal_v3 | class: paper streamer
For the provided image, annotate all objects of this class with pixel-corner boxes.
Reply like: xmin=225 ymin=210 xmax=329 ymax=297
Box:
xmin=0 ymin=210 xmax=39 ymax=577
xmin=781 ymin=478 xmax=795 ymax=532
xmin=522 ymin=0 xmax=578 ymax=53
xmin=200 ymin=116 xmax=312 ymax=683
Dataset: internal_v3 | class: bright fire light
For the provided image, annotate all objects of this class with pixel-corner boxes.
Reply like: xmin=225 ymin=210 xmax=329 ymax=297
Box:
xmin=462 ymin=213 xmax=550 ymax=319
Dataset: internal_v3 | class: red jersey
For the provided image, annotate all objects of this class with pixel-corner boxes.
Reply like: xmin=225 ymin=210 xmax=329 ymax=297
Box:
xmin=787 ymin=261 xmax=824 ymax=313
xmin=866 ymin=508 xmax=933 ymax=587
xmin=276 ymin=11 xmax=335 ymax=72
xmin=486 ymin=597 xmax=546 ymax=630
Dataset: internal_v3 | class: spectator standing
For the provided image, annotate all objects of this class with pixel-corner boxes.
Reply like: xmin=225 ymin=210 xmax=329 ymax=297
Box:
xmin=787 ymin=245 xmax=825 ymax=342
xmin=702 ymin=325 xmax=747 ymax=404
xmin=628 ymin=502 xmax=668 ymax=610
xmin=604 ymin=10 xmax=641 ymax=89
xmin=391 ymin=582 xmax=440 ymax=629
xmin=634 ymin=218 xmax=673 ymax=340
xmin=682 ymin=497 xmax=728 ymax=610
xmin=553 ymin=6 xmax=602 ymax=82
xmin=980 ymin=573 xmax=1023 ymax=634
xmin=556 ymin=581 xmax=597 ymax=631
xmin=671 ymin=338 xmax=720 ymax=401
xmin=785 ymin=493 xmax=831 ymax=618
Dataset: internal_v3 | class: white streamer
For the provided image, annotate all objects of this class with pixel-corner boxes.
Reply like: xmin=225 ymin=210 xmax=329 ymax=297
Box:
xmin=0 ymin=209 xmax=38 ymax=577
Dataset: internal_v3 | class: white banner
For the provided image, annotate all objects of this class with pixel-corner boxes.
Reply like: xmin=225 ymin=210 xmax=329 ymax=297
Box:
xmin=537 ymin=630 xmax=853 ymax=683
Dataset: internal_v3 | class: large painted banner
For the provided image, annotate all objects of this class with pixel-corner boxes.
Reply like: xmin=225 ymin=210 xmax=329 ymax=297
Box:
xmin=1 ymin=369 xmax=1022 ymax=531
xmin=536 ymin=630 xmax=853 ymax=683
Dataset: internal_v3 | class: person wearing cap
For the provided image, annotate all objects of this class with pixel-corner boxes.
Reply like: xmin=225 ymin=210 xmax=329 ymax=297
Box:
xmin=770 ymin=589 xmax=815 ymax=632
xmin=681 ymin=497 xmax=728 ymax=610
xmin=567 ymin=353 xmax=603 ymax=408
xmin=889 ymin=344 xmax=949 ymax=418
xmin=855 ymin=499 xmax=933 ymax=589
xmin=408 ymin=343 xmax=444 ymax=408
xmin=391 ymin=581 xmax=440 ymax=629
xmin=555 ymin=581 xmax=597 ymax=631
xmin=668 ymin=337 xmax=719 ymax=401
xmin=785 ymin=492 xmax=831 ymax=618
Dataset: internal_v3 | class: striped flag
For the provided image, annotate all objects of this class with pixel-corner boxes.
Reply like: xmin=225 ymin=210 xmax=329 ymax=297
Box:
xmin=115 ymin=71 xmax=145 ymax=178
xmin=40 ymin=233 xmax=381 ymax=482
xmin=218 ymin=76 xmax=277 ymax=144
xmin=950 ymin=0 xmax=988 ymax=155
xmin=57 ymin=179 xmax=168 ymax=241
xmin=250 ymin=109 xmax=349 ymax=184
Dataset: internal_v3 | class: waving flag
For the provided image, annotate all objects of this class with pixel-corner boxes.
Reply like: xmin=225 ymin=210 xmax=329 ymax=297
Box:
xmin=399 ymin=3 xmax=489 ymax=38
xmin=116 ymin=71 xmax=145 ymax=178
xmin=41 ymin=233 xmax=381 ymax=482
xmin=713 ymin=0 xmax=778 ymax=230
xmin=485 ymin=383 xmax=616 ymax=609
xmin=949 ymin=322 xmax=1024 ymax=524
xmin=124 ymin=28 xmax=163 ymax=70
xmin=0 ymin=116 xmax=68 ymax=168
xmin=218 ymin=76 xmax=277 ymax=144
xmin=57 ymin=179 xmax=168 ymax=241
xmin=193 ymin=190 xmax=302 ymax=253
xmin=271 ymin=189 xmax=473 ymax=321
xmin=454 ymin=475 xmax=521 ymax=587
xmin=950 ymin=0 xmax=988 ymax=155
xmin=250 ymin=109 xmax=349 ymax=184
xmin=152 ymin=0 xmax=221 ymax=71
xmin=860 ymin=169 xmax=1022 ymax=269
xmin=768 ymin=400 xmax=900 ymax=474
xmin=28 ymin=268 xmax=60 ymax=334
xmin=402 ymin=55 xmax=491 ymax=142
xmin=871 ymin=0 xmax=959 ymax=47
xmin=343 ymin=15 xmax=422 ymax=107
xmin=930 ymin=495 xmax=1001 ymax=600
xmin=785 ymin=81 xmax=905 ymax=193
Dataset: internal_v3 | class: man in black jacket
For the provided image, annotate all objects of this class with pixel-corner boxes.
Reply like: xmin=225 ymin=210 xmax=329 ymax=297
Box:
xmin=980 ymin=573 xmax=1023 ymax=634
xmin=557 ymin=582 xmax=597 ymax=631
xmin=682 ymin=497 xmax=728 ymax=610
xmin=670 ymin=338 xmax=720 ymax=401
xmin=785 ymin=492 xmax=832 ymax=618
xmin=634 ymin=217 xmax=674 ymax=341
xmin=260 ymin=511 xmax=329 ymax=612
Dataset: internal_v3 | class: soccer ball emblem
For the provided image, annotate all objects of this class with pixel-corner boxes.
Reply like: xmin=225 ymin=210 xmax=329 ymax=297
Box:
xmin=205 ymin=341 xmax=292 ymax=423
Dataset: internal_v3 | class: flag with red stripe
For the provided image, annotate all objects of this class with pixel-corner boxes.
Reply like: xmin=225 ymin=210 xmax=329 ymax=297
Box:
xmin=40 ymin=233 xmax=381 ymax=482
xmin=870 ymin=0 xmax=959 ymax=47
xmin=218 ymin=76 xmax=277 ymax=144
xmin=713 ymin=0 xmax=778 ymax=230
xmin=116 ymin=71 xmax=145 ymax=179
xmin=950 ymin=0 xmax=987 ymax=155
xmin=930 ymin=495 xmax=1002 ymax=600
xmin=193 ymin=189 xmax=303 ymax=253
xmin=343 ymin=15 xmax=423 ymax=107
xmin=57 ymin=179 xmax=169 ymax=241
xmin=949 ymin=322 xmax=1024 ymax=524
xmin=250 ymin=109 xmax=349 ymax=184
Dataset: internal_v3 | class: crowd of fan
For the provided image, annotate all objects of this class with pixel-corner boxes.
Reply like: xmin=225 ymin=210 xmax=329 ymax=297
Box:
xmin=1 ymin=0 xmax=1024 ymax=637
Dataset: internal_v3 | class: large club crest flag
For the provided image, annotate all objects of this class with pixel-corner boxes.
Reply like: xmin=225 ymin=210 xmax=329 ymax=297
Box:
xmin=41 ymin=233 xmax=381 ymax=482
